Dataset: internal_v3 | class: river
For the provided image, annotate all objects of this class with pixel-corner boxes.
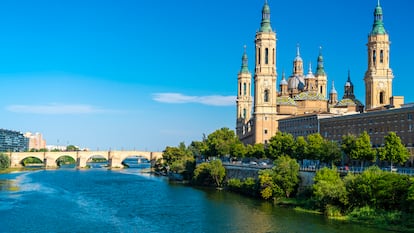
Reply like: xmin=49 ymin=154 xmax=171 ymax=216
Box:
xmin=0 ymin=168 xmax=392 ymax=233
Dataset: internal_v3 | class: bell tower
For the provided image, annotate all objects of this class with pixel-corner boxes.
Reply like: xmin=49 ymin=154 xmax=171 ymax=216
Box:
xmin=364 ymin=0 xmax=393 ymax=110
xmin=236 ymin=46 xmax=253 ymax=137
xmin=253 ymin=0 xmax=278 ymax=144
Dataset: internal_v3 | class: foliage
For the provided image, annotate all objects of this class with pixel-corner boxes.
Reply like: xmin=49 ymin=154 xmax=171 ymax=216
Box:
xmin=313 ymin=167 xmax=347 ymax=212
xmin=266 ymin=132 xmax=294 ymax=159
xmin=345 ymin=166 xmax=411 ymax=211
xmin=350 ymin=131 xmax=376 ymax=168
xmin=246 ymin=143 xmax=266 ymax=159
xmin=378 ymin=132 xmax=410 ymax=167
xmin=0 ymin=153 xmax=10 ymax=169
xmin=56 ymin=156 xmax=76 ymax=166
xmin=320 ymin=140 xmax=341 ymax=165
xmin=292 ymin=136 xmax=307 ymax=160
xmin=21 ymin=157 xmax=43 ymax=166
xmin=305 ymin=133 xmax=324 ymax=160
xmin=66 ymin=145 xmax=79 ymax=151
xmin=341 ymin=134 xmax=356 ymax=159
xmin=193 ymin=159 xmax=225 ymax=187
xmin=162 ymin=142 xmax=195 ymax=179
xmin=257 ymin=156 xmax=299 ymax=200
xmin=204 ymin=127 xmax=240 ymax=158
xmin=273 ymin=155 xmax=300 ymax=198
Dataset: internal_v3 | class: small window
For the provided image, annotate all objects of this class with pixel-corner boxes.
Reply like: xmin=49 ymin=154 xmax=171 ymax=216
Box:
xmin=379 ymin=92 xmax=384 ymax=104
xmin=243 ymin=83 xmax=247 ymax=95
xmin=265 ymin=48 xmax=269 ymax=64
xmin=243 ymin=108 xmax=246 ymax=119
xmin=264 ymin=90 xmax=269 ymax=102
xmin=272 ymin=48 xmax=275 ymax=65
xmin=264 ymin=129 xmax=268 ymax=134
xmin=380 ymin=50 xmax=384 ymax=63
xmin=408 ymin=113 xmax=413 ymax=120
xmin=258 ymin=48 xmax=261 ymax=65
xmin=373 ymin=50 xmax=376 ymax=65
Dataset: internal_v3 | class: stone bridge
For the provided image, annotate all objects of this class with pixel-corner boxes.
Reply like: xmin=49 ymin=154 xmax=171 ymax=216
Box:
xmin=8 ymin=150 xmax=163 ymax=169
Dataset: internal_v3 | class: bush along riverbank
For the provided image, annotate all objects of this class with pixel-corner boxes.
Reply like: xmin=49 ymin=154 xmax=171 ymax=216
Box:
xmin=226 ymin=164 xmax=414 ymax=232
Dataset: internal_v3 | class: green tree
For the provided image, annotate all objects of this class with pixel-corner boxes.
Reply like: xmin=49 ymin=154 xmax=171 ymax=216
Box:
xmin=266 ymin=132 xmax=294 ymax=159
xmin=208 ymin=159 xmax=226 ymax=187
xmin=320 ymin=140 xmax=341 ymax=166
xmin=313 ymin=167 xmax=347 ymax=211
xmin=231 ymin=142 xmax=246 ymax=158
xmin=345 ymin=166 xmax=411 ymax=211
xmin=341 ymin=134 xmax=356 ymax=159
xmin=306 ymin=133 xmax=324 ymax=160
xmin=246 ymin=143 xmax=266 ymax=159
xmin=292 ymin=136 xmax=307 ymax=160
xmin=258 ymin=169 xmax=278 ymax=200
xmin=350 ymin=131 xmax=376 ymax=169
xmin=0 ymin=153 xmax=10 ymax=169
xmin=204 ymin=127 xmax=240 ymax=158
xmin=193 ymin=159 xmax=225 ymax=187
xmin=273 ymin=155 xmax=300 ymax=198
xmin=66 ymin=145 xmax=79 ymax=151
xmin=378 ymin=132 xmax=410 ymax=167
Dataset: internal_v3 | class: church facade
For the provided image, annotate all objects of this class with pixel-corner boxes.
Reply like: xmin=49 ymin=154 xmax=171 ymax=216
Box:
xmin=236 ymin=1 xmax=404 ymax=145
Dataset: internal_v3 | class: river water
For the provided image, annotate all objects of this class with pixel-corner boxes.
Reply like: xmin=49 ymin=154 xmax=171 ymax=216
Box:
xmin=0 ymin=168 xmax=391 ymax=233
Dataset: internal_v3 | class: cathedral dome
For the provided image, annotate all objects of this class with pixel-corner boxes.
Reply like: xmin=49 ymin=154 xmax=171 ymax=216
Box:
xmin=288 ymin=75 xmax=305 ymax=90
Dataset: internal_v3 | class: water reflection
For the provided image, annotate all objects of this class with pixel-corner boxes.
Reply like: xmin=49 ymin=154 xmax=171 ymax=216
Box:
xmin=0 ymin=179 xmax=19 ymax=191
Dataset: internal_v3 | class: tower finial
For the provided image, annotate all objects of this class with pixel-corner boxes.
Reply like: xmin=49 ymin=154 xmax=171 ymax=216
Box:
xmin=259 ymin=0 xmax=272 ymax=32
xmin=240 ymin=45 xmax=249 ymax=73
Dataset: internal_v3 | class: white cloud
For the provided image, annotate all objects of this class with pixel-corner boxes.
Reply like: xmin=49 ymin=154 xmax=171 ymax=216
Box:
xmin=5 ymin=103 xmax=109 ymax=114
xmin=152 ymin=93 xmax=236 ymax=106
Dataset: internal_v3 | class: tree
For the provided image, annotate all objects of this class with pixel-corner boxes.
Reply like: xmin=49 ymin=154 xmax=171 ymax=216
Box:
xmin=306 ymin=133 xmax=324 ymax=160
xmin=378 ymin=132 xmax=410 ymax=167
xmin=193 ymin=159 xmax=225 ymax=187
xmin=266 ymin=132 xmax=294 ymax=159
xmin=313 ymin=167 xmax=347 ymax=211
xmin=231 ymin=142 xmax=246 ymax=158
xmin=341 ymin=134 xmax=356 ymax=158
xmin=66 ymin=145 xmax=79 ymax=151
xmin=292 ymin=136 xmax=307 ymax=160
xmin=258 ymin=169 xmax=278 ymax=200
xmin=208 ymin=159 xmax=226 ymax=187
xmin=0 ymin=153 xmax=10 ymax=169
xmin=320 ymin=140 xmax=341 ymax=166
xmin=350 ymin=131 xmax=376 ymax=168
xmin=273 ymin=155 xmax=300 ymax=198
xmin=204 ymin=127 xmax=240 ymax=158
xmin=246 ymin=143 xmax=266 ymax=159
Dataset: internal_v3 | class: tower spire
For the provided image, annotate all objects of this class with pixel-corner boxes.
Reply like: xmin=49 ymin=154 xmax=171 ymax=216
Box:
xmin=240 ymin=45 xmax=249 ymax=73
xmin=259 ymin=0 xmax=272 ymax=32
xmin=371 ymin=0 xmax=386 ymax=35
xmin=316 ymin=46 xmax=326 ymax=76
xmin=330 ymin=81 xmax=337 ymax=94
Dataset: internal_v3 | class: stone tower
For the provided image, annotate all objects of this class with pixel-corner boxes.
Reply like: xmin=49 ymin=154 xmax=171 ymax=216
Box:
xmin=236 ymin=46 xmax=253 ymax=136
xmin=315 ymin=48 xmax=327 ymax=98
xmin=253 ymin=0 xmax=278 ymax=144
xmin=364 ymin=0 xmax=394 ymax=110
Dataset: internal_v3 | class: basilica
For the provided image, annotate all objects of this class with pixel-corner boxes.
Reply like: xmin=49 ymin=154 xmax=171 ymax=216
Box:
xmin=236 ymin=1 xmax=406 ymax=145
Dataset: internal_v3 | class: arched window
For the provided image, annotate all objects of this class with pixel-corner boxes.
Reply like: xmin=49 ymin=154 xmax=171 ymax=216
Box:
xmin=243 ymin=83 xmax=247 ymax=95
xmin=243 ymin=108 xmax=246 ymax=119
xmin=380 ymin=50 xmax=384 ymax=63
xmin=272 ymin=48 xmax=275 ymax=65
xmin=320 ymin=86 xmax=323 ymax=94
xmin=265 ymin=48 xmax=269 ymax=64
xmin=264 ymin=90 xmax=269 ymax=102
xmin=258 ymin=48 xmax=261 ymax=65
xmin=373 ymin=50 xmax=376 ymax=65
xmin=239 ymin=83 xmax=242 ymax=95
xmin=379 ymin=91 xmax=384 ymax=104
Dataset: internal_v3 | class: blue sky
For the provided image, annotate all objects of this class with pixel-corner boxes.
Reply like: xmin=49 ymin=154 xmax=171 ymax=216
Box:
xmin=0 ymin=0 xmax=412 ymax=151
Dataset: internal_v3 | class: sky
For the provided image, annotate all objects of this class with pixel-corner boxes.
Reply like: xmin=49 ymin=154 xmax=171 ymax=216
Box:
xmin=0 ymin=0 xmax=412 ymax=152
